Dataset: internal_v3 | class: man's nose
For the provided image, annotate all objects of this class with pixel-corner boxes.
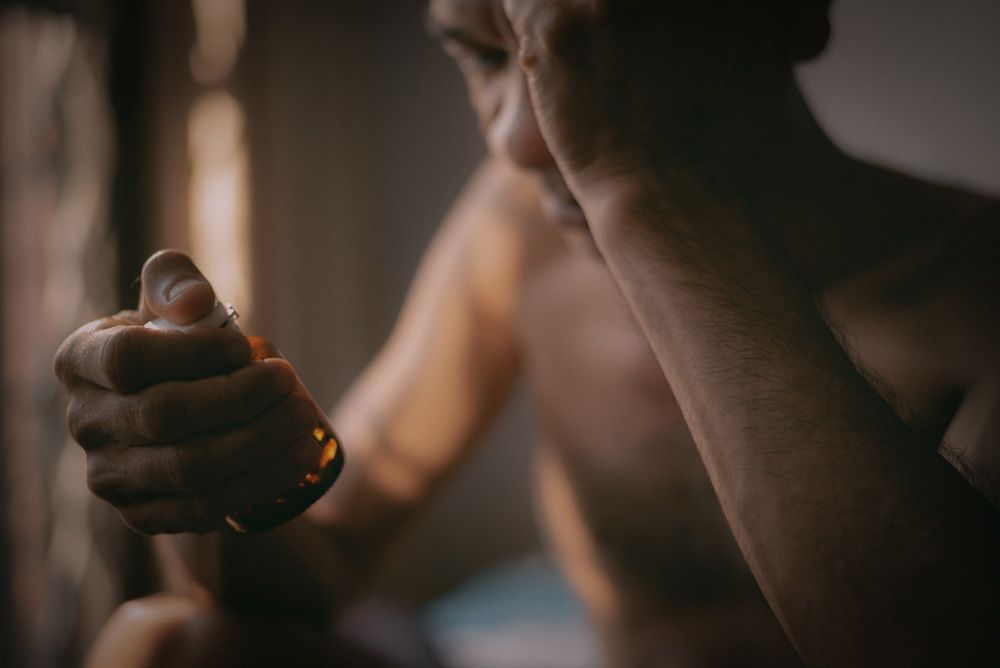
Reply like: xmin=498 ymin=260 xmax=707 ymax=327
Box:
xmin=486 ymin=74 xmax=554 ymax=170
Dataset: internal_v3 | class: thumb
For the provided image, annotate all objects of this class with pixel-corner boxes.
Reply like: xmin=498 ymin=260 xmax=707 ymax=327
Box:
xmin=139 ymin=249 xmax=217 ymax=325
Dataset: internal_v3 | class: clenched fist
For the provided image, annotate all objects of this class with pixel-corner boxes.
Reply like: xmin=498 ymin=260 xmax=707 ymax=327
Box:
xmin=501 ymin=1 xmax=831 ymax=219
xmin=54 ymin=250 xmax=322 ymax=534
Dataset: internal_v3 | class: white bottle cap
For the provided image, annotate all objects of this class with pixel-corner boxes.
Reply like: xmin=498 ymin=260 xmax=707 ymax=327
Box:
xmin=144 ymin=302 xmax=241 ymax=332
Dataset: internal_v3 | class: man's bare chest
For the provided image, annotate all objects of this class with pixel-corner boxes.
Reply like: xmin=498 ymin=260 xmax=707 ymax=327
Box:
xmin=517 ymin=247 xmax=965 ymax=459
xmin=516 ymin=255 xmax=745 ymax=601
xmin=511 ymin=238 xmax=976 ymax=624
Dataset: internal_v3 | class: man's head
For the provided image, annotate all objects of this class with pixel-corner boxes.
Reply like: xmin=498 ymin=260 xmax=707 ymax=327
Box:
xmin=772 ymin=0 xmax=832 ymax=63
xmin=427 ymin=0 xmax=833 ymax=228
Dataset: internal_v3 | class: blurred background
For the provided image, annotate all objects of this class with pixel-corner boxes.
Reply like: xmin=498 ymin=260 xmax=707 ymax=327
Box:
xmin=0 ymin=0 xmax=998 ymax=666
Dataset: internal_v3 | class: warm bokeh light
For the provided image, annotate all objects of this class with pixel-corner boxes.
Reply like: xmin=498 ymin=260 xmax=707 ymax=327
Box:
xmin=187 ymin=0 xmax=250 ymax=321
xmin=187 ymin=90 xmax=251 ymax=319
xmin=190 ymin=0 xmax=245 ymax=85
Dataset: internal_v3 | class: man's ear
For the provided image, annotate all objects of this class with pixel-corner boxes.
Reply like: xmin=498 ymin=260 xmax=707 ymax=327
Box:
xmin=776 ymin=0 xmax=832 ymax=63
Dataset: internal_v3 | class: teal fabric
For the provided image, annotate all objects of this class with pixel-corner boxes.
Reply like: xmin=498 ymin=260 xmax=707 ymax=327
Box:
xmin=422 ymin=554 xmax=599 ymax=668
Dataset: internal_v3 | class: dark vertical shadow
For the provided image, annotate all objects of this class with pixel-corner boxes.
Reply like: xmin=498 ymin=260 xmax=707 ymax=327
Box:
xmin=104 ymin=0 xmax=155 ymax=605
xmin=107 ymin=0 xmax=147 ymax=310
xmin=0 ymin=252 xmax=13 ymax=668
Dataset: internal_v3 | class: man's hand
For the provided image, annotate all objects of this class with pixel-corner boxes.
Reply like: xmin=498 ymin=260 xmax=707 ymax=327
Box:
xmin=502 ymin=1 xmax=771 ymax=217
xmin=54 ymin=250 xmax=321 ymax=534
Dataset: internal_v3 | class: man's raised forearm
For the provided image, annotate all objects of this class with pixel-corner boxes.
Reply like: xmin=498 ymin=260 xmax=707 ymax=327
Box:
xmin=586 ymin=177 xmax=1000 ymax=664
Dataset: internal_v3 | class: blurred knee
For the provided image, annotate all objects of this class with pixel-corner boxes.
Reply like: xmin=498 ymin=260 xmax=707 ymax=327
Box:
xmin=84 ymin=595 xmax=204 ymax=668
xmin=84 ymin=594 xmax=393 ymax=668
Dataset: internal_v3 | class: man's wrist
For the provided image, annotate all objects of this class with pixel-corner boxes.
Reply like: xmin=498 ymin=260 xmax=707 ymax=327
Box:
xmin=574 ymin=165 xmax=714 ymax=248
xmin=568 ymin=160 xmax=661 ymax=225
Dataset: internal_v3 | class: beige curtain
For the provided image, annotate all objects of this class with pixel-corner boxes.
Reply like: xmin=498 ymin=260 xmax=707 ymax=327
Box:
xmin=0 ymin=7 xmax=126 ymax=666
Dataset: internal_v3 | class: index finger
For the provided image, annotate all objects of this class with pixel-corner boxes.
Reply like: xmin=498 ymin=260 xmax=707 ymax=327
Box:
xmin=55 ymin=319 xmax=250 ymax=394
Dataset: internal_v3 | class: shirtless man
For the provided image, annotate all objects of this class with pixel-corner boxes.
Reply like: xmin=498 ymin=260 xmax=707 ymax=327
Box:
xmin=56 ymin=1 xmax=1000 ymax=666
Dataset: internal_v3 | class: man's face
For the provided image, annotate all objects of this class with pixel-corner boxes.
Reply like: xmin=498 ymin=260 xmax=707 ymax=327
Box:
xmin=427 ymin=0 xmax=589 ymax=231
xmin=428 ymin=1 xmax=827 ymax=234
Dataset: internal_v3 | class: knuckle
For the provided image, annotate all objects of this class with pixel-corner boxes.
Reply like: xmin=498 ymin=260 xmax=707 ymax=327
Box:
xmin=86 ymin=457 xmax=123 ymax=504
xmin=102 ymin=328 xmax=142 ymax=393
xmin=53 ymin=337 xmax=75 ymax=384
xmin=66 ymin=399 xmax=106 ymax=448
xmin=69 ymin=416 xmax=104 ymax=450
xmin=163 ymin=445 xmax=215 ymax=492
xmin=53 ymin=322 xmax=101 ymax=384
xmin=134 ymin=389 xmax=184 ymax=442
xmin=163 ymin=447 xmax=195 ymax=490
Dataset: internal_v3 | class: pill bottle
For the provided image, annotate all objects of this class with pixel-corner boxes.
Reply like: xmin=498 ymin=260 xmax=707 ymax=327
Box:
xmin=146 ymin=302 xmax=345 ymax=532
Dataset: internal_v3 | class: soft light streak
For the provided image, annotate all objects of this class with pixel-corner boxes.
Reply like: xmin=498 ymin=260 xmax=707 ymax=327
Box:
xmin=190 ymin=0 xmax=245 ymax=85
xmin=187 ymin=90 xmax=251 ymax=319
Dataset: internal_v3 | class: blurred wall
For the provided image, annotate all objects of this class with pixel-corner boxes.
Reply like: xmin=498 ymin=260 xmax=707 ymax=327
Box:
xmin=800 ymin=0 xmax=1000 ymax=195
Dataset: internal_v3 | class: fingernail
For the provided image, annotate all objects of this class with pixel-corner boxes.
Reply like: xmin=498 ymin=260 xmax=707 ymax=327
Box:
xmin=269 ymin=363 xmax=295 ymax=394
xmin=166 ymin=277 xmax=205 ymax=302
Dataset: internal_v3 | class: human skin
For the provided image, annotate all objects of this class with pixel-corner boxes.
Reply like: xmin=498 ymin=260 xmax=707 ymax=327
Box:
xmin=500 ymin=0 xmax=1000 ymax=664
xmin=59 ymin=1 xmax=1000 ymax=666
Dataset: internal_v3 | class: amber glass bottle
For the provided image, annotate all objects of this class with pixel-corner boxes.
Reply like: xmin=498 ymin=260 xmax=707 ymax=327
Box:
xmin=146 ymin=302 xmax=345 ymax=532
